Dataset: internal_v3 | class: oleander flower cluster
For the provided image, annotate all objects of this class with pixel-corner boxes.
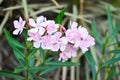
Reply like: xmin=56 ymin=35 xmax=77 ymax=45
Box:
xmin=13 ymin=16 xmax=95 ymax=62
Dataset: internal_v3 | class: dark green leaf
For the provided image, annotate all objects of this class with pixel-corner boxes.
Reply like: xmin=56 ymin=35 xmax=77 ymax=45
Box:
xmin=85 ymin=51 xmax=96 ymax=80
xmin=112 ymin=72 xmax=120 ymax=78
xmin=4 ymin=28 xmax=25 ymax=49
xmin=28 ymin=48 xmax=38 ymax=59
xmin=45 ymin=61 xmax=79 ymax=66
xmin=13 ymin=48 xmax=26 ymax=67
xmin=39 ymin=47 xmax=45 ymax=61
xmin=23 ymin=29 xmax=31 ymax=48
xmin=55 ymin=8 xmax=66 ymax=24
xmin=45 ymin=58 xmax=52 ymax=63
xmin=102 ymin=57 xmax=120 ymax=68
xmin=14 ymin=67 xmax=25 ymax=73
xmin=40 ymin=77 xmax=48 ymax=80
xmin=107 ymin=49 xmax=120 ymax=54
xmin=29 ymin=65 xmax=50 ymax=74
xmin=107 ymin=65 xmax=116 ymax=80
xmin=40 ymin=66 xmax=58 ymax=75
xmin=0 ymin=70 xmax=25 ymax=79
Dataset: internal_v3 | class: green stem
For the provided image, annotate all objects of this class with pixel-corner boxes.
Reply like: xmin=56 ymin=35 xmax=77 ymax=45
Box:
xmin=26 ymin=55 xmax=29 ymax=80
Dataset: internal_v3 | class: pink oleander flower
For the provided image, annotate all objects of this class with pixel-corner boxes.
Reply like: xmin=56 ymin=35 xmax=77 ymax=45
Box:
xmin=41 ymin=32 xmax=68 ymax=51
xmin=13 ymin=16 xmax=25 ymax=35
xmin=29 ymin=16 xmax=46 ymax=35
xmin=41 ymin=34 xmax=52 ymax=50
xmin=45 ymin=20 xmax=59 ymax=34
xmin=65 ymin=22 xmax=80 ymax=43
xmin=79 ymin=35 xmax=95 ymax=53
xmin=66 ymin=22 xmax=95 ymax=53
xmin=50 ymin=32 xmax=68 ymax=51
xmin=27 ymin=30 xmax=42 ymax=48
xmin=59 ymin=44 xmax=78 ymax=62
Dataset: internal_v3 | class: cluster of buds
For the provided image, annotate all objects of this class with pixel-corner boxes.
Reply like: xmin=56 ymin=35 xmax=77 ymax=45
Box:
xmin=13 ymin=16 xmax=95 ymax=62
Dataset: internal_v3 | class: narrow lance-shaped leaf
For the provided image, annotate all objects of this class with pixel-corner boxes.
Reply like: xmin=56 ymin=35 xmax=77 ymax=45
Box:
xmin=55 ymin=8 xmax=66 ymax=24
xmin=107 ymin=6 xmax=114 ymax=33
xmin=109 ymin=25 xmax=120 ymax=43
xmin=0 ymin=70 xmax=25 ymax=79
xmin=13 ymin=48 xmax=26 ymax=67
xmin=4 ymin=28 xmax=25 ymax=49
xmin=14 ymin=67 xmax=25 ymax=73
xmin=91 ymin=21 xmax=102 ymax=46
xmin=102 ymin=56 xmax=120 ymax=68
xmin=39 ymin=47 xmax=45 ymax=62
xmin=40 ymin=66 xmax=58 ymax=76
xmin=85 ymin=51 xmax=96 ymax=80
xmin=45 ymin=61 xmax=79 ymax=66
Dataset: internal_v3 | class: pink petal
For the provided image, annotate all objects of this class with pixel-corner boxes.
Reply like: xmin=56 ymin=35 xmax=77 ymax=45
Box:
xmin=29 ymin=18 xmax=36 ymax=27
xmin=13 ymin=29 xmax=20 ymax=35
xmin=60 ymin=44 xmax=66 ymax=51
xmin=19 ymin=16 xmax=23 ymax=23
xmin=60 ymin=37 xmax=68 ymax=44
xmin=38 ymin=27 xmax=45 ymax=35
xmin=13 ymin=21 xmax=20 ymax=28
xmin=74 ymin=41 xmax=81 ymax=48
xmin=71 ymin=22 xmax=78 ymax=29
xmin=37 ymin=16 xmax=46 ymax=24
xmin=51 ymin=44 xmax=59 ymax=51
xmin=33 ymin=41 xmax=41 ymax=48
xmin=29 ymin=28 xmax=38 ymax=33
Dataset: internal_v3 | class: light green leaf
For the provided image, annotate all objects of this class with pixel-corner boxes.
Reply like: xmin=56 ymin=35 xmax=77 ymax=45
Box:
xmin=109 ymin=25 xmax=120 ymax=43
xmin=107 ymin=6 xmax=114 ymax=33
xmin=91 ymin=21 xmax=102 ymax=46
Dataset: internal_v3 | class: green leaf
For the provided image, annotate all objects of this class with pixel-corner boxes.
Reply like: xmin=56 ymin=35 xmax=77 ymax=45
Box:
xmin=45 ymin=58 xmax=52 ymax=63
xmin=40 ymin=77 xmax=48 ymax=80
xmin=106 ymin=65 xmax=116 ymax=80
xmin=40 ymin=66 xmax=58 ymax=75
xmin=39 ymin=47 xmax=45 ymax=62
xmin=107 ymin=6 xmax=114 ymax=33
xmin=109 ymin=25 xmax=120 ymax=43
xmin=55 ymin=8 xmax=66 ymax=24
xmin=23 ymin=29 xmax=31 ymax=48
xmin=107 ymin=49 xmax=120 ymax=54
xmin=102 ymin=57 xmax=120 ymax=68
xmin=14 ymin=67 xmax=25 ymax=73
xmin=45 ymin=61 xmax=79 ymax=66
xmin=29 ymin=65 xmax=50 ymax=74
xmin=85 ymin=51 xmax=96 ymax=80
xmin=91 ymin=21 xmax=102 ymax=46
xmin=112 ymin=72 xmax=120 ymax=78
xmin=4 ymin=28 xmax=25 ymax=49
xmin=13 ymin=48 xmax=26 ymax=67
xmin=28 ymin=48 xmax=38 ymax=59
xmin=0 ymin=70 xmax=25 ymax=79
